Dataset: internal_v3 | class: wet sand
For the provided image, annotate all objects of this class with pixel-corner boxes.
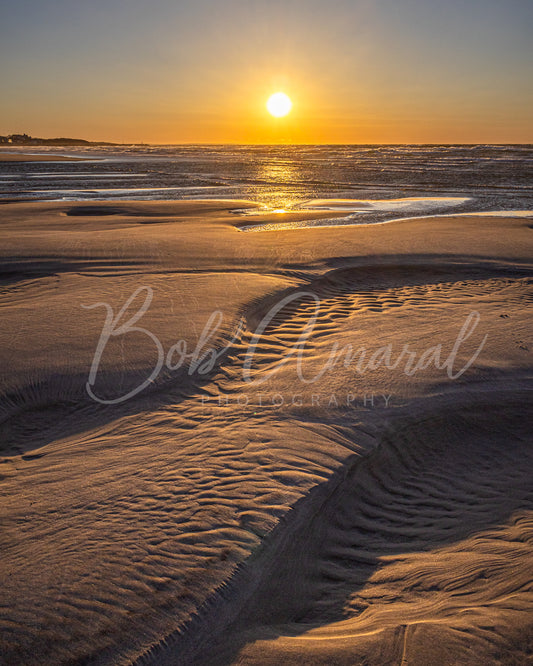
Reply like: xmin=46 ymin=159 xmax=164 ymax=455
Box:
xmin=0 ymin=153 xmax=91 ymax=162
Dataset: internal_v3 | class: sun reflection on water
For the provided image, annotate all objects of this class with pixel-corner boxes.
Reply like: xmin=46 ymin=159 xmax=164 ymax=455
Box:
xmin=251 ymin=158 xmax=308 ymax=211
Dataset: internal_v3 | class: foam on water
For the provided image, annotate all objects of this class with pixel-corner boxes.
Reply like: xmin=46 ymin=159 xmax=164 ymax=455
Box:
xmin=240 ymin=209 xmax=533 ymax=232
xmin=298 ymin=196 xmax=471 ymax=212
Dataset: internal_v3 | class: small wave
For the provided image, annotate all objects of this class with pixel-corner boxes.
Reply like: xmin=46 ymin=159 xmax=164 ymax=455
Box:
xmin=298 ymin=196 xmax=471 ymax=213
xmin=240 ymin=209 xmax=533 ymax=232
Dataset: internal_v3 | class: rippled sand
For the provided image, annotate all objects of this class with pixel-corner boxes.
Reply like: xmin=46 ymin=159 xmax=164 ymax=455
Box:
xmin=1 ymin=201 xmax=532 ymax=664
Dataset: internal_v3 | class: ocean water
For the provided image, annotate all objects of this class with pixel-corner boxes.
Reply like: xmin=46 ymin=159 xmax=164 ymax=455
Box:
xmin=1 ymin=144 xmax=532 ymax=225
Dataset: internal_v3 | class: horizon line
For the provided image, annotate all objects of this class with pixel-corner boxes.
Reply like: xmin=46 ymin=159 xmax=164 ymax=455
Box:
xmin=2 ymin=141 xmax=533 ymax=147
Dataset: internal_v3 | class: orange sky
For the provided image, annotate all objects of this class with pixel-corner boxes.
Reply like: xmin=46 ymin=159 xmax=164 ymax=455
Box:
xmin=1 ymin=0 xmax=532 ymax=143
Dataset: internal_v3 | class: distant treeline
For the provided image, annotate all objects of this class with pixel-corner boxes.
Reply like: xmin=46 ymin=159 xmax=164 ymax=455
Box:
xmin=0 ymin=133 xmax=117 ymax=146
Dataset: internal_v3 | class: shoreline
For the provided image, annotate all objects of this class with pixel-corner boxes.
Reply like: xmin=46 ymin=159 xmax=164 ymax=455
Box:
xmin=1 ymin=195 xmax=531 ymax=230
xmin=238 ymin=207 xmax=533 ymax=231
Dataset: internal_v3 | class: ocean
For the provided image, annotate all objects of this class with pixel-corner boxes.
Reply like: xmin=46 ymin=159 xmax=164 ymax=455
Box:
xmin=1 ymin=144 xmax=532 ymax=226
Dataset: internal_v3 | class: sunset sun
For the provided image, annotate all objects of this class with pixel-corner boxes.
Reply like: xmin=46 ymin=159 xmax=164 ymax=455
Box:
xmin=266 ymin=92 xmax=292 ymax=118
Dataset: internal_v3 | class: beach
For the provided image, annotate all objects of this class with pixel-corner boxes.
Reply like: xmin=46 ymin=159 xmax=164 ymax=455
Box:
xmin=2 ymin=0 xmax=532 ymax=655
xmin=1 ymin=198 xmax=532 ymax=664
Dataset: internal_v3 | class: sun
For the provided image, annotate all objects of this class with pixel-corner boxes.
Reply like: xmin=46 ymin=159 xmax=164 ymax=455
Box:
xmin=266 ymin=92 xmax=292 ymax=118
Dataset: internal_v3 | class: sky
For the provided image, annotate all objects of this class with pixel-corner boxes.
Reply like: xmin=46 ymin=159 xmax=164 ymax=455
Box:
xmin=1 ymin=0 xmax=532 ymax=143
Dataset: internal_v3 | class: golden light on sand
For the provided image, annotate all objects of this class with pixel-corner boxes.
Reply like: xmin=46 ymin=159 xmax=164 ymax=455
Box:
xmin=266 ymin=92 xmax=292 ymax=118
